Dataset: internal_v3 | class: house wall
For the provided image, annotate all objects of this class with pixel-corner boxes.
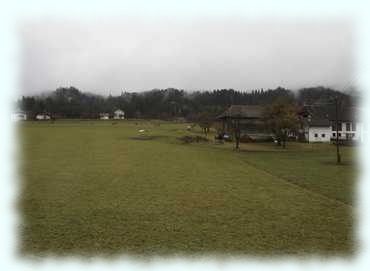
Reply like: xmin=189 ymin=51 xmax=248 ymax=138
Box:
xmin=308 ymin=126 xmax=331 ymax=142
xmin=330 ymin=121 xmax=363 ymax=142
xmin=113 ymin=113 xmax=125 ymax=119
xmin=11 ymin=113 xmax=27 ymax=121
xmin=355 ymin=123 xmax=364 ymax=142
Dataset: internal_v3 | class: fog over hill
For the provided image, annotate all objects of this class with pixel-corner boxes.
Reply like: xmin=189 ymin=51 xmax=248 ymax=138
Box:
xmin=20 ymin=19 xmax=353 ymax=96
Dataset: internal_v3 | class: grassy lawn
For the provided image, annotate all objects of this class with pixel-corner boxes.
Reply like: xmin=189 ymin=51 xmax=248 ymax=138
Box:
xmin=18 ymin=120 xmax=356 ymax=256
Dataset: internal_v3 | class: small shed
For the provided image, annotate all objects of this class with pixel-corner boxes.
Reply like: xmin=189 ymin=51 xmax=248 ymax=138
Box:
xmin=113 ymin=109 xmax=125 ymax=120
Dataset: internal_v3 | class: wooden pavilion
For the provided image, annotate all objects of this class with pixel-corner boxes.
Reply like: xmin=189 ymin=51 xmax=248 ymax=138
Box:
xmin=216 ymin=105 xmax=267 ymax=149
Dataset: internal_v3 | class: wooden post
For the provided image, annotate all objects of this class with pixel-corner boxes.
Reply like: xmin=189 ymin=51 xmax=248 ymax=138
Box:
xmin=235 ymin=119 xmax=240 ymax=150
xmin=335 ymin=97 xmax=341 ymax=164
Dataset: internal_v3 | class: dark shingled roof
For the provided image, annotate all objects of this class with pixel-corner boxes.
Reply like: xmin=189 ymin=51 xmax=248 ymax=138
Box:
xmin=299 ymin=104 xmax=358 ymax=127
xmin=217 ymin=105 xmax=264 ymax=119
xmin=300 ymin=105 xmax=357 ymax=122
xmin=307 ymin=118 xmax=331 ymax=127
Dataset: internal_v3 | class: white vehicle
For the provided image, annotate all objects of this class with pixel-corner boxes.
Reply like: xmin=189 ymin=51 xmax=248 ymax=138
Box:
xmin=36 ymin=114 xmax=51 ymax=120
xmin=99 ymin=113 xmax=110 ymax=120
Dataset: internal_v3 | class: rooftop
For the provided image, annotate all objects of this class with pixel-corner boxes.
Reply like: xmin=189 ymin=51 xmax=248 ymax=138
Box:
xmin=300 ymin=104 xmax=357 ymax=123
xmin=217 ymin=105 xmax=264 ymax=120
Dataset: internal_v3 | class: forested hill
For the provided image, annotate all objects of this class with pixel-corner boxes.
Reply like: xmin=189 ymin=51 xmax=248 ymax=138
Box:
xmin=17 ymin=86 xmax=355 ymax=119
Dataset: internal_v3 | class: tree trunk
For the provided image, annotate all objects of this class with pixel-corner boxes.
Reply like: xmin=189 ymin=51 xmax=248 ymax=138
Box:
xmin=235 ymin=120 xmax=240 ymax=150
xmin=282 ymin=131 xmax=287 ymax=148
xmin=277 ymin=138 xmax=281 ymax=146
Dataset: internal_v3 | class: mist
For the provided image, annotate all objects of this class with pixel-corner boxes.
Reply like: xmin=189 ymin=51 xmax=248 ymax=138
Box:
xmin=20 ymin=19 xmax=353 ymax=95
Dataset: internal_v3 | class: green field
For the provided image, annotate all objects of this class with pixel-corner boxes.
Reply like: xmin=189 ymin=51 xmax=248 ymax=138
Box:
xmin=18 ymin=120 xmax=357 ymax=256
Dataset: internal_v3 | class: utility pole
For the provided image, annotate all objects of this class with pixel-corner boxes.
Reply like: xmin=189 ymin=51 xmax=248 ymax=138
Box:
xmin=306 ymin=96 xmax=342 ymax=164
xmin=335 ymin=96 xmax=341 ymax=164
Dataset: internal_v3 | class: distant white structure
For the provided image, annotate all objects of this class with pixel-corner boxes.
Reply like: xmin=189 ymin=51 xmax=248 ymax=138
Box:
xmin=99 ymin=113 xmax=110 ymax=120
xmin=11 ymin=111 xmax=27 ymax=121
xmin=36 ymin=113 xmax=51 ymax=120
xmin=306 ymin=125 xmax=332 ymax=143
xmin=302 ymin=116 xmax=332 ymax=143
xmin=305 ymin=121 xmax=363 ymax=143
xmin=301 ymin=106 xmax=363 ymax=143
xmin=113 ymin=109 xmax=125 ymax=119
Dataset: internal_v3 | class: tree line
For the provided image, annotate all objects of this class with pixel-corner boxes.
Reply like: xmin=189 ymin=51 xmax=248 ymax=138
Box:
xmin=17 ymin=86 xmax=354 ymax=120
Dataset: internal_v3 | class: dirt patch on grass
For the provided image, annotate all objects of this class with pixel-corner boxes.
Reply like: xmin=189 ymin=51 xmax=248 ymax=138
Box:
xmin=130 ymin=135 xmax=167 ymax=141
xmin=321 ymin=161 xmax=355 ymax=166
xmin=177 ymin=135 xmax=209 ymax=144
xmin=175 ymin=192 xmax=226 ymax=215
xmin=239 ymin=149 xmax=286 ymax=153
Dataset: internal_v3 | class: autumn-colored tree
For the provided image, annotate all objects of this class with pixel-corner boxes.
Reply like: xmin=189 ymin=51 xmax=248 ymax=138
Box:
xmin=263 ymin=102 xmax=300 ymax=148
xmin=196 ymin=111 xmax=213 ymax=137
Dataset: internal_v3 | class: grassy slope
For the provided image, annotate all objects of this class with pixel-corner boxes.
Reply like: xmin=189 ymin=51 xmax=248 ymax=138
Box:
xmin=217 ymin=142 xmax=357 ymax=206
xmin=18 ymin=120 xmax=355 ymax=256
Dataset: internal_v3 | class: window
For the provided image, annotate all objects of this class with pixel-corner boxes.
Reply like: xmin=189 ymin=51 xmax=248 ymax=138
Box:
xmin=332 ymin=133 xmax=336 ymax=137
xmin=321 ymin=134 xmax=325 ymax=137
xmin=332 ymin=122 xmax=343 ymax=131
xmin=314 ymin=133 xmax=318 ymax=138
xmin=338 ymin=133 xmax=341 ymax=137
xmin=352 ymin=122 xmax=356 ymax=131
xmin=346 ymin=133 xmax=354 ymax=139
xmin=346 ymin=123 xmax=351 ymax=131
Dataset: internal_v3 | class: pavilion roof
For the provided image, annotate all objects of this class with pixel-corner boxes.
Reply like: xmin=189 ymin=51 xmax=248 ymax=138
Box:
xmin=217 ymin=105 xmax=264 ymax=120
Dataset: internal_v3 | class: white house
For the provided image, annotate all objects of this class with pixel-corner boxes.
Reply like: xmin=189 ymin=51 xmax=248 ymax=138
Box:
xmin=36 ymin=113 xmax=51 ymax=120
xmin=99 ymin=113 xmax=110 ymax=120
xmin=302 ymin=105 xmax=363 ymax=143
xmin=113 ymin=109 xmax=125 ymax=119
xmin=11 ymin=111 xmax=27 ymax=121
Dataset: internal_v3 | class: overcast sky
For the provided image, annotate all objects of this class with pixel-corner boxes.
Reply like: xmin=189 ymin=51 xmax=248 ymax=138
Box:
xmin=19 ymin=19 xmax=353 ymax=95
